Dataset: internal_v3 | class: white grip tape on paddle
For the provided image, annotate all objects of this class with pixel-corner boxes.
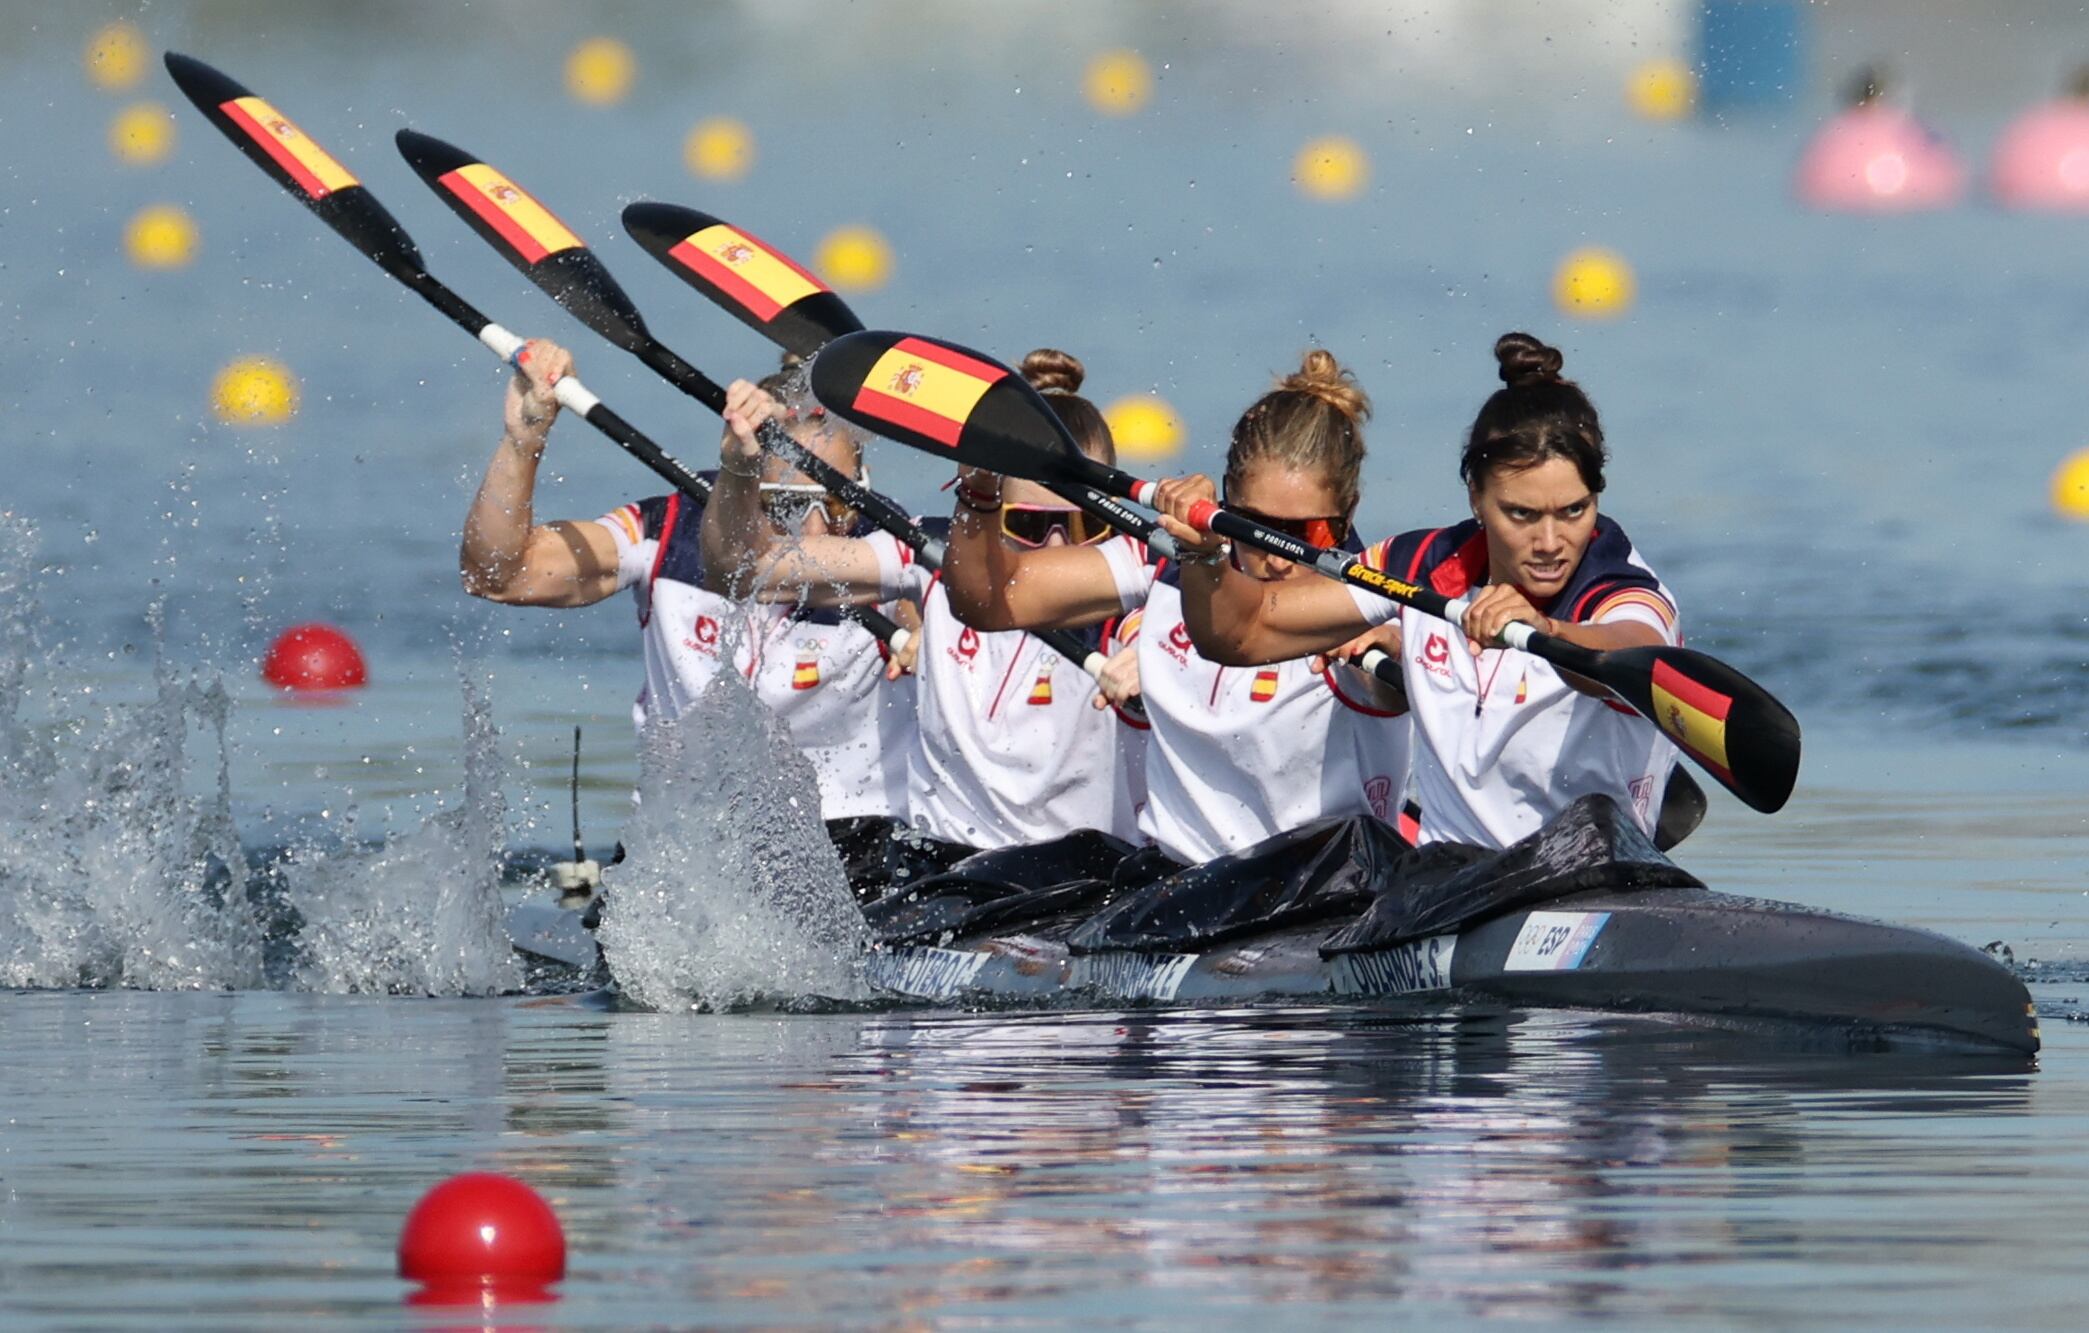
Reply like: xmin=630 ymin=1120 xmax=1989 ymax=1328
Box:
xmin=553 ymin=376 xmax=602 ymax=417
xmin=1442 ymin=595 xmax=1537 ymax=650
xmin=1081 ymin=651 xmax=1109 ymax=680
xmin=1355 ymin=647 xmax=1393 ymax=677
xmin=886 ymin=626 xmax=913 ymax=657
xmin=478 ymin=323 xmax=526 ymax=362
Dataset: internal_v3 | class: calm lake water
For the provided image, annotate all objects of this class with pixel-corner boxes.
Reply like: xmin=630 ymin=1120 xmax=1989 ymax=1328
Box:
xmin=6 ymin=1 xmax=2089 ymax=1326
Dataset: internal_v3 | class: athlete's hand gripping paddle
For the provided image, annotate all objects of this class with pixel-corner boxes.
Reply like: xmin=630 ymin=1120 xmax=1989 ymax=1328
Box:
xmin=160 ymin=54 xmax=907 ymax=654
xmin=620 ymin=201 xmax=1177 ymax=560
xmin=809 ymin=328 xmax=1801 ymax=815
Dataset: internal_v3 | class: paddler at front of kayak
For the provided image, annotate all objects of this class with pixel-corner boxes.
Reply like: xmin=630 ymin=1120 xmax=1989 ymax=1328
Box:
xmin=1162 ymin=332 xmax=1681 ymax=850
xmin=458 ymin=339 xmax=921 ymax=886
xmin=703 ymin=356 xmax=1147 ymax=880
xmin=939 ymin=347 xmax=1413 ymax=869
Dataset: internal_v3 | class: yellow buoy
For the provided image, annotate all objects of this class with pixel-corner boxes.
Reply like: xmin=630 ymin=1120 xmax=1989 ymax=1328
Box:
xmin=1084 ymin=49 xmax=1153 ymax=117
xmin=814 ymin=225 xmax=894 ymax=292
xmin=684 ymin=117 xmax=755 ymax=181
xmin=1104 ymin=394 xmax=1185 ymax=460
xmin=2050 ymin=447 xmax=2089 ymax=519
xmin=109 ymin=101 xmax=176 ymax=165
xmin=211 ymin=357 xmax=300 ymax=426
xmin=1293 ymin=136 xmax=1369 ymax=201
xmin=1552 ymin=247 xmax=1637 ymax=319
xmin=564 ymin=36 xmax=635 ymax=106
xmin=85 ymin=20 xmax=149 ymax=92
xmin=1626 ymin=59 xmax=1697 ymax=122
xmin=124 ymin=204 xmax=199 ymax=269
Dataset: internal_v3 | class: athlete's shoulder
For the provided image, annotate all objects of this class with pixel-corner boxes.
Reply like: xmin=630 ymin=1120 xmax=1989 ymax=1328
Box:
xmin=1561 ymin=515 xmax=1675 ymax=627
xmin=1361 ymin=519 xmax=1488 ymax=596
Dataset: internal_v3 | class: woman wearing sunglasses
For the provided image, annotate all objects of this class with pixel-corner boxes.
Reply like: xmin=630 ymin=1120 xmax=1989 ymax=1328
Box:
xmin=704 ymin=349 xmax=1147 ymax=880
xmin=1163 ymin=332 xmax=1680 ymax=851
xmin=941 ymin=348 xmax=1412 ymax=868
xmin=460 ymin=341 xmax=919 ymax=890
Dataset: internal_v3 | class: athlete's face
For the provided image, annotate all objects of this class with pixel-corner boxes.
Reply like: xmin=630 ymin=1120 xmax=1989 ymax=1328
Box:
xmin=1227 ymin=461 xmax=1349 ymax=581
xmin=762 ymin=417 xmax=863 ymax=536
xmin=1471 ymin=455 xmax=1597 ymax=602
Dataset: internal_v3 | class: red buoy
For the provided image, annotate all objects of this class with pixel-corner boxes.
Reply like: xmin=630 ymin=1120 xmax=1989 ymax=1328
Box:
xmin=398 ymin=1173 xmax=565 ymax=1297
xmin=261 ymin=623 xmax=367 ymax=691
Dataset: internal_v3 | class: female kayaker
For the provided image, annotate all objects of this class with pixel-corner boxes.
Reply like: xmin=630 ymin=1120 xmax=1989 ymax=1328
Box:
xmin=940 ymin=348 xmax=1411 ymax=868
xmin=703 ymin=353 xmax=1146 ymax=878
xmin=459 ymin=339 xmax=919 ymax=884
xmin=1165 ymin=332 xmax=1680 ymax=849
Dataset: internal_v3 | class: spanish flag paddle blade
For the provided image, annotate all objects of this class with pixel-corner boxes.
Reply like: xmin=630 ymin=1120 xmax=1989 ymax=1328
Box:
xmin=394 ymin=128 xmax=652 ymax=354
xmin=810 ymin=330 xmax=1122 ymax=494
xmin=1598 ymin=644 xmax=1801 ymax=814
xmin=163 ymin=52 xmax=422 ymax=275
xmin=623 ymin=202 xmax=863 ymax=359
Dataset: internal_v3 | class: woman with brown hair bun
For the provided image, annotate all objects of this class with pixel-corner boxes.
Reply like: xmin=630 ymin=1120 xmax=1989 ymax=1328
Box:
xmin=942 ymin=347 xmax=1412 ymax=869
xmin=1167 ymin=331 xmax=1681 ymax=851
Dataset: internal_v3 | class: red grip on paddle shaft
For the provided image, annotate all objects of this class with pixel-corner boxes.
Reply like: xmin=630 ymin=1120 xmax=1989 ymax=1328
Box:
xmin=1184 ymin=499 xmax=1220 ymax=533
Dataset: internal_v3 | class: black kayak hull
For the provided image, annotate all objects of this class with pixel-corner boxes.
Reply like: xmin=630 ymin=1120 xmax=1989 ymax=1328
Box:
xmin=861 ymin=887 xmax=2040 ymax=1055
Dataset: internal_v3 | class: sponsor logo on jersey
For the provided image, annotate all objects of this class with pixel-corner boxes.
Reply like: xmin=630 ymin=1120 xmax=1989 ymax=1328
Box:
xmin=1417 ymin=631 xmax=1453 ymax=680
xmin=685 ymin=614 xmax=721 ymax=657
xmin=1364 ymin=775 xmax=1392 ymax=820
xmin=1161 ymin=619 xmax=1194 ymax=666
xmin=1628 ymin=773 xmax=1655 ymax=823
xmin=1249 ymin=668 xmax=1279 ymax=703
xmin=946 ymin=624 xmax=981 ymax=669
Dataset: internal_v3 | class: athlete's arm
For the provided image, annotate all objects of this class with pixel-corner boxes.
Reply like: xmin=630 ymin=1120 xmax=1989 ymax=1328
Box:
xmin=700 ymin=379 xmax=892 ymax=606
xmin=941 ymin=468 xmax=1125 ymax=631
xmin=459 ymin=339 xmax=622 ymax=609
xmin=1151 ymin=475 xmax=1376 ymax=665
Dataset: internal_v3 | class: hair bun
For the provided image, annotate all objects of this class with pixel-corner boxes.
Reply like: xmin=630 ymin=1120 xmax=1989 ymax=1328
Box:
xmin=1278 ymin=347 xmax=1371 ymax=422
xmin=1494 ymin=332 xmax=1564 ymax=389
xmin=1021 ymin=347 xmax=1085 ymax=396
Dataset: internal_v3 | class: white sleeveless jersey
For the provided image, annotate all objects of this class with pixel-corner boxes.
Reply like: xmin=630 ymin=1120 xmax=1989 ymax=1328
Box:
xmin=597 ymin=496 xmax=915 ymax=821
xmin=1100 ymin=544 xmax=1413 ymax=866
xmin=1346 ymin=519 xmax=1681 ymax=849
xmin=875 ymin=537 xmax=1145 ymax=850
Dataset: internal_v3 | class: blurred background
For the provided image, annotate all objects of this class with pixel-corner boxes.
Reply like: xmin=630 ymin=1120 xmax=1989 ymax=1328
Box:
xmin=6 ymin=0 xmax=2089 ymax=841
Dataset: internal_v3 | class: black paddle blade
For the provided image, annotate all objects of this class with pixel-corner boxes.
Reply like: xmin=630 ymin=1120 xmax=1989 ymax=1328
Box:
xmin=1600 ymin=645 xmax=1801 ymax=815
xmin=394 ymin=128 xmax=651 ymax=353
xmin=1652 ymin=767 xmax=1708 ymax=852
xmin=164 ymin=52 xmax=423 ymax=274
xmin=811 ymin=329 xmax=1104 ymax=485
xmin=623 ymin=202 xmax=863 ymax=359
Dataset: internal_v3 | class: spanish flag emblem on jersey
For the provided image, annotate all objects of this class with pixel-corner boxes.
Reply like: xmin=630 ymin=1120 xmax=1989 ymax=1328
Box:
xmin=1250 ymin=669 xmax=1280 ymax=703
xmin=436 ymin=162 xmax=583 ymax=265
xmin=851 ymin=337 xmax=1007 ymax=448
xmin=792 ymin=650 xmax=821 ymax=691
xmin=220 ymin=96 xmax=358 ymax=201
xmin=670 ymin=223 xmax=826 ymax=322
xmin=1650 ymin=660 xmax=1733 ymax=782
xmin=1026 ymin=664 xmax=1054 ymax=705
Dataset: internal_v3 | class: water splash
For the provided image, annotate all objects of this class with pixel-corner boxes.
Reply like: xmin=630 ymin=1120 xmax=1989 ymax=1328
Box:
xmin=597 ymin=672 xmax=868 ymax=1010
xmin=282 ymin=666 xmax=520 ymax=996
xmin=0 ymin=522 xmax=266 ymax=989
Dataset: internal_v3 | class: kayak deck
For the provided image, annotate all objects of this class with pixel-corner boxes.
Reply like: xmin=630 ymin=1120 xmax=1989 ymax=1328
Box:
xmin=861 ymin=887 xmax=2040 ymax=1055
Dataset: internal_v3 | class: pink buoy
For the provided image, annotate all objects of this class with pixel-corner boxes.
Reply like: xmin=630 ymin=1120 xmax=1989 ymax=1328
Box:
xmin=260 ymin=623 xmax=367 ymax=692
xmin=1991 ymin=94 xmax=2089 ymax=211
xmin=1795 ymin=103 xmax=1966 ymax=212
xmin=398 ymin=1172 xmax=565 ymax=1305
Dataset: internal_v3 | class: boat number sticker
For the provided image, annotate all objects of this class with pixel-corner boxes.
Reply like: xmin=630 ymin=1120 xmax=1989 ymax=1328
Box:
xmin=880 ymin=947 xmax=990 ymax=1000
xmin=1503 ymin=911 xmax=1612 ymax=972
xmin=1335 ymin=935 xmax=1456 ymax=996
